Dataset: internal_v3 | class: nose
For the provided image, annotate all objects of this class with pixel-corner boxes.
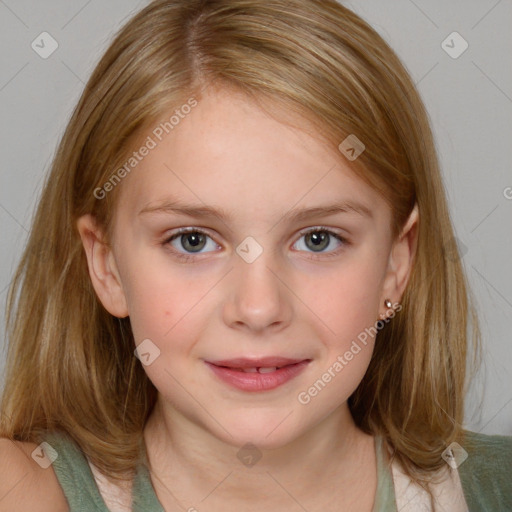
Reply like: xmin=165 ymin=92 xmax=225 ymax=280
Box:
xmin=222 ymin=248 xmax=293 ymax=334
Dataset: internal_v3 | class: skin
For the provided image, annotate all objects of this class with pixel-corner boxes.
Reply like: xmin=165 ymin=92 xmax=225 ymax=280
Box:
xmin=78 ymin=85 xmax=418 ymax=511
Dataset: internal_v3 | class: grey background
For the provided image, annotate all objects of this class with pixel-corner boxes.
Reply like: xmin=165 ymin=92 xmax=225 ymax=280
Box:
xmin=0 ymin=0 xmax=511 ymax=435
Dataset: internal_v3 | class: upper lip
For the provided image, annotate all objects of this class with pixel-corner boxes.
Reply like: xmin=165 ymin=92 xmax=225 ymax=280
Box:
xmin=206 ymin=357 xmax=310 ymax=369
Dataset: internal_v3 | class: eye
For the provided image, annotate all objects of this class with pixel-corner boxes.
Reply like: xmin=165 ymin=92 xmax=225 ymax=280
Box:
xmin=163 ymin=226 xmax=349 ymax=262
xmin=292 ymin=227 xmax=349 ymax=257
xmin=164 ymin=228 xmax=219 ymax=259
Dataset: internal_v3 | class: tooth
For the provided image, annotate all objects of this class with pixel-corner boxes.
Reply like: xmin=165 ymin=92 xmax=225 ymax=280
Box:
xmin=258 ymin=367 xmax=278 ymax=373
xmin=242 ymin=368 xmax=258 ymax=373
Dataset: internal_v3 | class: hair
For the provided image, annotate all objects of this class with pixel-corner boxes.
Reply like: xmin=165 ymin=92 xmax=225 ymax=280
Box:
xmin=1 ymin=0 xmax=481 ymax=502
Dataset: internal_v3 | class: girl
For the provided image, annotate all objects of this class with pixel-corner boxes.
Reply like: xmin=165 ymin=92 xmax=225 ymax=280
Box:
xmin=1 ymin=0 xmax=510 ymax=511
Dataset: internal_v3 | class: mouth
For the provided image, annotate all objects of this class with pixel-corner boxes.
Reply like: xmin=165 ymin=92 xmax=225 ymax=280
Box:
xmin=204 ymin=357 xmax=311 ymax=392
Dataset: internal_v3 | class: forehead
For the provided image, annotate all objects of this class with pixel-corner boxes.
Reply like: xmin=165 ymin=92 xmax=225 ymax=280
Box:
xmin=113 ymin=87 xmax=390 ymax=227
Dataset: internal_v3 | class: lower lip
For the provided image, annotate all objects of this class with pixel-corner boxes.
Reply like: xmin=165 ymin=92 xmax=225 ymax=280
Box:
xmin=205 ymin=361 xmax=310 ymax=392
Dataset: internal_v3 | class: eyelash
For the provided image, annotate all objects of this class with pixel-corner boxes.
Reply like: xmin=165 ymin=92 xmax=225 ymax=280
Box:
xmin=162 ymin=226 xmax=350 ymax=262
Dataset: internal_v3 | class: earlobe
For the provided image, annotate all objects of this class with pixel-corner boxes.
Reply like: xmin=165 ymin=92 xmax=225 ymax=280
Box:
xmin=76 ymin=214 xmax=129 ymax=318
xmin=381 ymin=204 xmax=419 ymax=308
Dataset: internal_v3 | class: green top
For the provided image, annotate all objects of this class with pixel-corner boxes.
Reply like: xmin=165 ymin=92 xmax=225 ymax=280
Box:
xmin=44 ymin=430 xmax=512 ymax=511
xmin=44 ymin=431 xmax=164 ymax=512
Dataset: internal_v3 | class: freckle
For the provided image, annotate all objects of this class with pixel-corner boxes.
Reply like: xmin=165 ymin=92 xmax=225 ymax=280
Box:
xmin=164 ymin=310 xmax=171 ymax=317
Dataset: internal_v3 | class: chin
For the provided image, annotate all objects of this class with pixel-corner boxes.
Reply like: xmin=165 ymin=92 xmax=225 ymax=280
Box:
xmin=209 ymin=410 xmax=305 ymax=450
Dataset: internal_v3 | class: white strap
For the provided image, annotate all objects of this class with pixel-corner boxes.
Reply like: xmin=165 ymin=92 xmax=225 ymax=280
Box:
xmin=88 ymin=459 xmax=133 ymax=512
xmin=390 ymin=453 xmax=469 ymax=511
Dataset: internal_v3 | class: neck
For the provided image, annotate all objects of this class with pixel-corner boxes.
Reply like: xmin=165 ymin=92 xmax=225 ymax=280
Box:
xmin=142 ymin=396 xmax=377 ymax=508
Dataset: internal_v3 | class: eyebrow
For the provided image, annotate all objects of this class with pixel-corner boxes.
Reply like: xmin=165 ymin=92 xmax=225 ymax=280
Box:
xmin=138 ymin=198 xmax=373 ymax=223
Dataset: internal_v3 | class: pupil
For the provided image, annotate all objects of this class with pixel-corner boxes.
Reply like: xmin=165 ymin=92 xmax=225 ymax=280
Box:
xmin=307 ymin=231 xmax=328 ymax=251
xmin=182 ymin=233 xmax=205 ymax=252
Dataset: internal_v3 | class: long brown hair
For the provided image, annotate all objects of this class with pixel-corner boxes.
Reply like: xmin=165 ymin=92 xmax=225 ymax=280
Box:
xmin=1 ymin=0 xmax=481 ymax=498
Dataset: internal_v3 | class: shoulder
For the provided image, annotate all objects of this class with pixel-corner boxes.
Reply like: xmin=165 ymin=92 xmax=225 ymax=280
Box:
xmin=456 ymin=430 xmax=512 ymax=510
xmin=0 ymin=437 xmax=69 ymax=511
xmin=459 ymin=429 xmax=512 ymax=465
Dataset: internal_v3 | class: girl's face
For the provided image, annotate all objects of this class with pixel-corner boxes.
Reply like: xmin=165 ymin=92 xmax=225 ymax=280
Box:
xmin=79 ymin=86 xmax=417 ymax=449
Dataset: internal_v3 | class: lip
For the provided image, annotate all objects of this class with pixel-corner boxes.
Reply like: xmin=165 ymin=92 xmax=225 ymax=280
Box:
xmin=207 ymin=356 xmax=307 ymax=368
xmin=204 ymin=357 xmax=311 ymax=392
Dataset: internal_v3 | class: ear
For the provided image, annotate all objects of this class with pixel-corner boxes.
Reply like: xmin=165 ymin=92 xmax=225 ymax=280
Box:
xmin=76 ymin=214 xmax=129 ymax=318
xmin=380 ymin=203 xmax=419 ymax=313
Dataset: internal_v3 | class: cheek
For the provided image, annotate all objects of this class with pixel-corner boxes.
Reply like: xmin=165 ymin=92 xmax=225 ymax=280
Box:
xmin=121 ymin=258 xmax=217 ymax=352
xmin=123 ymin=268 xmax=212 ymax=397
xmin=302 ymin=256 xmax=385 ymax=339
xmin=294 ymin=262 xmax=384 ymax=409
xmin=122 ymin=274 xmax=170 ymax=342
